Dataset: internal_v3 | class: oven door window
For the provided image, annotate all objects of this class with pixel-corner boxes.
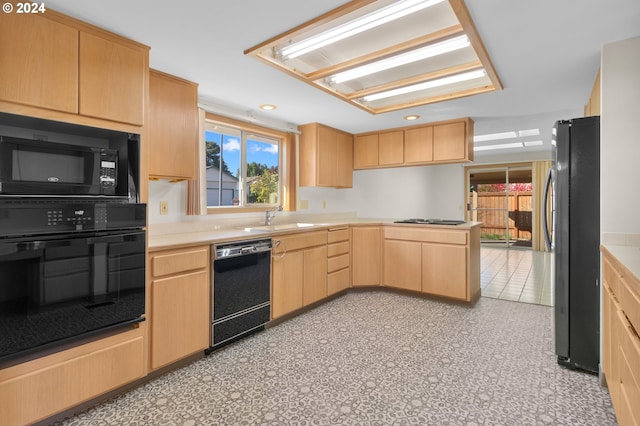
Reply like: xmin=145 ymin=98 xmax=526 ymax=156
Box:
xmin=0 ymin=230 xmax=145 ymax=362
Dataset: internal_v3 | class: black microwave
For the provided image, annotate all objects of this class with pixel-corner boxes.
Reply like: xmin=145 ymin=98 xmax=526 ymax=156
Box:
xmin=0 ymin=136 xmax=120 ymax=197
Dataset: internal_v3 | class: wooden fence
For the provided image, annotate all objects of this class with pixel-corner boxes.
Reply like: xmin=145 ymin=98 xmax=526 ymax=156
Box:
xmin=470 ymin=191 xmax=532 ymax=240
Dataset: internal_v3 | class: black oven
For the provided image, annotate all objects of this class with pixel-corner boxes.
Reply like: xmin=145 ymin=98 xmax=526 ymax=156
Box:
xmin=0 ymin=200 xmax=146 ymax=364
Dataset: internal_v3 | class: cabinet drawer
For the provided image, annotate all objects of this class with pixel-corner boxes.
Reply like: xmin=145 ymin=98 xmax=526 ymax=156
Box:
xmin=328 ymin=253 xmax=350 ymax=273
xmin=621 ymin=275 xmax=640 ymax=333
xmin=384 ymin=227 xmax=467 ymax=245
xmin=328 ymin=228 xmax=349 ymax=243
xmin=328 ymin=268 xmax=350 ymax=295
xmin=0 ymin=330 xmax=144 ymax=426
xmin=274 ymin=231 xmax=327 ymax=253
xmin=151 ymin=246 xmax=209 ymax=277
xmin=328 ymin=241 xmax=350 ymax=257
xmin=618 ymin=310 xmax=640 ymax=425
xmin=603 ymin=256 xmax=621 ymax=296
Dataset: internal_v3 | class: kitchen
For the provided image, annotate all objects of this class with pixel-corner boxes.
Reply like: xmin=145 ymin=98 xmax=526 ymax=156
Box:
xmin=1 ymin=0 xmax=640 ymax=425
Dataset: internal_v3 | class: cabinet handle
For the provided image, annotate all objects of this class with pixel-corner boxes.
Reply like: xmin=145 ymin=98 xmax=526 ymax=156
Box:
xmin=273 ymin=239 xmax=287 ymax=260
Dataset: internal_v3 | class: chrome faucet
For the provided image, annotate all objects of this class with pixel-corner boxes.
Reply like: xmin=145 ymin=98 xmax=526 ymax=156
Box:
xmin=265 ymin=205 xmax=283 ymax=225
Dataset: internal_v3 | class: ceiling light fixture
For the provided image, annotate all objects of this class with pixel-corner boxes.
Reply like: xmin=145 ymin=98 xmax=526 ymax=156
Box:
xmin=330 ymin=35 xmax=470 ymax=84
xmin=474 ymin=142 xmax=523 ymax=151
xmin=404 ymin=114 xmax=420 ymax=121
xmin=523 ymin=140 xmax=543 ymax=147
xmin=518 ymin=128 xmax=540 ymax=137
xmin=259 ymin=104 xmax=277 ymax=111
xmin=279 ymin=0 xmax=446 ymax=60
xmin=473 ymin=131 xmax=518 ymax=142
xmin=363 ymin=69 xmax=486 ymax=102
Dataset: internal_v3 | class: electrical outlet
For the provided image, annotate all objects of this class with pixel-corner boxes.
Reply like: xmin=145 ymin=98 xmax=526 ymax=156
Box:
xmin=299 ymin=199 xmax=309 ymax=210
xmin=322 ymin=200 xmax=327 ymax=209
xmin=160 ymin=200 xmax=169 ymax=215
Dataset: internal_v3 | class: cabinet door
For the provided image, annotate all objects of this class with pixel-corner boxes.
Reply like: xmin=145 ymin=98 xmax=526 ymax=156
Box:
xmin=317 ymin=125 xmax=338 ymax=187
xmin=303 ymin=245 xmax=328 ymax=306
xmin=383 ymin=240 xmax=421 ymax=291
xmin=433 ymin=122 xmax=466 ymax=161
xmin=422 ymin=243 xmax=467 ymax=299
xmin=378 ymin=131 xmax=404 ymax=166
xmin=336 ymin=131 xmax=354 ymax=187
xmin=151 ymin=270 xmax=210 ymax=369
xmin=272 ymin=250 xmax=304 ymax=318
xmin=79 ymin=31 xmax=146 ymax=125
xmin=148 ymin=70 xmax=199 ymax=180
xmin=352 ymin=227 xmax=381 ymax=286
xmin=354 ymin=134 xmax=379 ymax=169
xmin=0 ymin=13 xmax=78 ymax=113
xmin=405 ymin=126 xmax=433 ymax=164
xmin=618 ymin=309 xmax=640 ymax=425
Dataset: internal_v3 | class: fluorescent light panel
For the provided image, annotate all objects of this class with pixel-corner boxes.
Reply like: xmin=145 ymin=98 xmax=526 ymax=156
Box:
xmin=523 ymin=140 xmax=543 ymax=147
xmin=330 ymin=35 xmax=470 ymax=84
xmin=474 ymin=142 xmax=523 ymax=151
xmin=362 ymin=69 xmax=486 ymax=102
xmin=280 ymin=0 xmax=446 ymax=59
xmin=473 ymin=131 xmax=517 ymax=142
xmin=518 ymin=128 xmax=540 ymax=137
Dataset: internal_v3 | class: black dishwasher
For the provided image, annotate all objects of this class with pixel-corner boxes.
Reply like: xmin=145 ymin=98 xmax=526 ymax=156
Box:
xmin=209 ymin=238 xmax=271 ymax=351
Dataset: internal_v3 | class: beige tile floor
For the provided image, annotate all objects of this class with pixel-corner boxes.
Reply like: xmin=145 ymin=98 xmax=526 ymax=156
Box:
xmin=480 ymin=245 xmax=553 ymax=306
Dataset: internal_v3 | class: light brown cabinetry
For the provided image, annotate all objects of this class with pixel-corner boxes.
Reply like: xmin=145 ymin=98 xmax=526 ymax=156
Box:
xmin=327 ymin=227 xmax=351 ymax=295
xmin=272 ymin=231 xmax=328 ymax=318
xmin=0 ymin=12 xmax=78 ymax=114
xmin=351 ymin=226 xmax=382 ymax=286
xmin=379 ymin=131 xmax=404 ymax=166
xmin=148 ymin=70 xmax=199 ymax=180
xmin=0 ymin=8 xmax=148 ymax=126
xmin=299 ymin=123 xmax=353 ymax=188
xmin=149 ymin=246 xmax=210 ymax=370
xmin=0 ymin=325 xmax=145 ymax=426
xmin=383 ymin=240 xmax=421 ymax=291
xmin=383 ymin=226 xmax=480 ymax=302
xmin=353 ymin=133 xmax=379 ymax=169
xmin=405 ymin=126 xmax=433 ymax=164
xmin=354 ymin=117 xmax=473 ymax=169
xmin=601 ymin=247 xmax=640 ymax=425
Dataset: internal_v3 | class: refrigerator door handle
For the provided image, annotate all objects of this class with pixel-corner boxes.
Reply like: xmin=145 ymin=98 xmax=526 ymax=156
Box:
xmin=543 ymin=167 xmax=553 ymax=251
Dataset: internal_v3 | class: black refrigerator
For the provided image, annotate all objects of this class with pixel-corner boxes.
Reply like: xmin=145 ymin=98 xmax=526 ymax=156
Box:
xmin=545 ymin=116 xmax=600 ymax=374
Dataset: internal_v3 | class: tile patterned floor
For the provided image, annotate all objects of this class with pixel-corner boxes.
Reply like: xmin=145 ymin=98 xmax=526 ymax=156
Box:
xmin=480 ymin=246 xmax=553 ymax=306
xmin=53 ymin=291 xmax=615 ymax=426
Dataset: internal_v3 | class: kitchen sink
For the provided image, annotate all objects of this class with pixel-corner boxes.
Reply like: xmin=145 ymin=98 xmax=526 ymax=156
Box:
xmin=243 ymin=222 xmax=318 ymax=232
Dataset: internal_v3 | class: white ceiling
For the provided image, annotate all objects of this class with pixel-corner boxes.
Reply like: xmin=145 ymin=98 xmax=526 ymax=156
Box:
xmin=44 ymin=0 xmax=640 ymax=155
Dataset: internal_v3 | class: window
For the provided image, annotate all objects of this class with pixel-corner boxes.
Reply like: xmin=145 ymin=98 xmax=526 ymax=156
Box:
xmin=205 ymin=121 xmax=281 ymax=208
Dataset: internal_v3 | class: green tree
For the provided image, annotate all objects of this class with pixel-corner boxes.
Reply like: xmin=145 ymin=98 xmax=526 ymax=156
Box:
xmin=205 ymin=141 xmax=232 ymax=176
xmin=247 ymin=164 xmax=279 ymax=203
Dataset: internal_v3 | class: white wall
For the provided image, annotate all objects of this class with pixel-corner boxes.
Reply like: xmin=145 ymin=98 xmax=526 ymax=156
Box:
xmin=601 ymin=36 xmax=640 ymax=235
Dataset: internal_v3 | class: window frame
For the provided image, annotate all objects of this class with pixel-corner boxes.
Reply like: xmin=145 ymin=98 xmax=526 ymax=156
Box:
xmin=203 ymin=112 xmax=296 ymax=214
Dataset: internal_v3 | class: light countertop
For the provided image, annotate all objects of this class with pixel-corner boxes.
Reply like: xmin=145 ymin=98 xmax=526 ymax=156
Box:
xmin=148 ymin=218 xmax=483 ymax=251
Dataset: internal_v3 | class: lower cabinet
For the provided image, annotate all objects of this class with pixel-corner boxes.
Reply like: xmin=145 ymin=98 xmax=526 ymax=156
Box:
xmin=352 ymin=226 xmax=382 ymax=286
xmin=327 ymin=227 xmax=351 ymax=295
xmin=383 ymin=240 xmax=421 ymax=291
xmin=601 ymin=247 xmax=640 ymax=425
xmin=0 ymin=325 xmax=145 ymax=426
xmin=272 ymin=231 xmax=328 ymax=319
xmin=149 ymin=246 xmax=210 ymax=370
xmin=422 ymin=243 xmax=467 ymax=299
xmin=382 ymin=226 xmax=479 ymax=301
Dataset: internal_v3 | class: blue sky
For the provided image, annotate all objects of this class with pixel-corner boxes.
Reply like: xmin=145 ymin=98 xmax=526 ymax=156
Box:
xmin=206 ymin=130 xmax=278 ymax=177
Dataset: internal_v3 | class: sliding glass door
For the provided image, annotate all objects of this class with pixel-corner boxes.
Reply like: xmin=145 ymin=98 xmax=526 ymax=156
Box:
xmin=467 ymin=166 xmax=533 ymax=248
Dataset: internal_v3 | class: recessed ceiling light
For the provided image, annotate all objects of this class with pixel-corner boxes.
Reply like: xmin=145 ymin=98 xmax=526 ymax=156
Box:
xmin=259 ymin=104 xmax=276 ymax=111
xmin=404 ymin=114 xmax=420 ymax=121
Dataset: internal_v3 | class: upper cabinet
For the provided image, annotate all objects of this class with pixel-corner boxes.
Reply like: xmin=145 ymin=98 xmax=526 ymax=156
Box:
xmin=299 ymin=123 xmax=353 ymax=188
xmin=148 ymin=70 xmax=199 ymax=180
xmin=354 ymin=117 xmax=474 ymax=170
xmin=0 ymin=9 xmax=148 ymax=126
